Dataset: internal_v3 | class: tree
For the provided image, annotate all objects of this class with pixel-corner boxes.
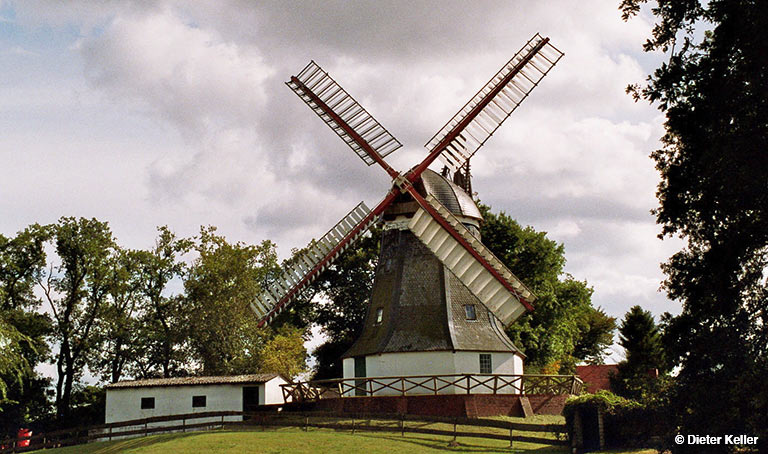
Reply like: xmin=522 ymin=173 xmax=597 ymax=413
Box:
xmin=622 ymin=0 xmax=768 ymax=449
xmin=128 ymin=227 xmax=191 ymax=379
xmin=0 ymin=227 xmax=52 ymax=432
xmin=611 ymin=305 xmax=666 ymax=399
xmin=256 ymin=325 xmax=308 ymax=380
xmin=87 ymin=248 xmax=143 ymax=383
xmin=573 ymin=307 xmax=617 ymax=365
xmin=183 ymin=227 xmax=295 ymax=375
xmin=480 ymin=205 xmax=603 ymax=370
xmin=0 ymin=227 xmax=47 ymax=311
xmin=41 ymin=217 xmax=115 ymax=419
xmin=0 ymin=317 xmax=29 ymax=407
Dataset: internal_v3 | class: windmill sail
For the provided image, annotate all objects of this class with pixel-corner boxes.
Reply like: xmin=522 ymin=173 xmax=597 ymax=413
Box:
xmin=425 ymin=33 xmax=564 ymax=172
xmin=287 ymin=61 xmax=402 ymax=168
xmin=407 ymin=194 xmax=535 ymax=327
xmin=252 ymin=201 xmax=378 ymax=326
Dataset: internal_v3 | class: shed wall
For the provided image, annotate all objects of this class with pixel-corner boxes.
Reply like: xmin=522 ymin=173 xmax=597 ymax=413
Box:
xmin=105 ymin=384 xmax=253 ymax=424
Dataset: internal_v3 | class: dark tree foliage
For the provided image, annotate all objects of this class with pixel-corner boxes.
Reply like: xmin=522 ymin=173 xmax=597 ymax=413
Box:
xmin=573 ymin=307 xmax=617 ymax=365
xmin=87 ymin=248 xmax=144 ymax=384
xmin=623 ymin=0 xmax=768 ymax=450
xmin=129 ymin=227 xmax=192 ymax=379
xmin=480 ymin=205 xmax=605 ymax=370
xmin=0 ymin=227 xmax=53 ymax=436
xmin=305 ymin=227 xmax=380 ymax=379
xmin=41 ymin=218 xmax=116 ymax=419
xmin=611 ymin=305 xmax=667 ymax=399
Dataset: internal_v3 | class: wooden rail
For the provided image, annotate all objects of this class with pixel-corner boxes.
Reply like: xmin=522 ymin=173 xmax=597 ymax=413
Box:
xmin=0 ymin=411 xmax=242 ymax=453
xmin=0 ymin=410 xmax=567 ymax=452
xmin=281 ymin=374 xmax=583 ymax=402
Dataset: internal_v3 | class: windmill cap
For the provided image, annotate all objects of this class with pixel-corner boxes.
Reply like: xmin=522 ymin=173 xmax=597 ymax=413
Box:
xmin=420 ymin=169 xmax=483 ymax=222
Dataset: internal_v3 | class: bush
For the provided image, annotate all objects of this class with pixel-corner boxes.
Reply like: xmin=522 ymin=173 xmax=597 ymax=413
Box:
xmin=564 ymin=390 xmax=671 ymax=451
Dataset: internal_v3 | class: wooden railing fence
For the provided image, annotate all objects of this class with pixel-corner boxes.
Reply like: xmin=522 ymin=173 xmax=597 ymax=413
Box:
xmin=282 ymin=373 xmax=583 ymax=402
xmin=0 ymin=410 xmax=568 ymax=452
xmin=0 ymin=411 xmax=242 ymax=453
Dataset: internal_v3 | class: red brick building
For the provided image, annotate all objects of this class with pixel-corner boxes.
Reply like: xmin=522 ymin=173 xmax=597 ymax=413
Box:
xmin=575 ymin=364 xmax=618 ymax=394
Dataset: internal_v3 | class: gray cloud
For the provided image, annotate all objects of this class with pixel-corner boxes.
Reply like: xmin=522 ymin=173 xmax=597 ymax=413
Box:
xmin=2 ymin=0 xmax=683 ymax=327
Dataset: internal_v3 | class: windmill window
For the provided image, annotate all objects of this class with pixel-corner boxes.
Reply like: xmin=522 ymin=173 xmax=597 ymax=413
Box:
xmin=140 ymin=397 xmax=155 ymax=409
xmin=192 ymin=395 xmax=206 ymax=408
xmin=479 ymin=354 xmax=492 ymax=374
xmin=375 ymin=308 xmax=383 ymax=324
xmin=464 ymin=304 xmax=477 ymax=320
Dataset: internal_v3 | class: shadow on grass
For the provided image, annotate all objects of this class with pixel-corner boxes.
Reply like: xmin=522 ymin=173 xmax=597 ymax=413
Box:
xmin=356 ymin=433 xmax=569 ymax=453
xmin=31 ymin=432 xmax=205 ymax=454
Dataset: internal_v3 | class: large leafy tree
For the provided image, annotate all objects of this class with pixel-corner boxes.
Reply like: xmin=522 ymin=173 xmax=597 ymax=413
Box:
xmin=0 ymin=227 xmax=52 ymax=432
xmin=183 ymin=227 xmax=305 ymax=375
xmin=87 ymin=248 xmax=144 ymax=383
xmin=573 ymin=307 xmax=617 ymax=365
xmin=40 ymin=217 xmax=116 ymax=419
xmin=128 ymin=227 xmax=191 ymax=379
xmin=622 ymin=0 xmax=768 ymax=449
xmin=480 ymin=205 xmax=607 ymax=370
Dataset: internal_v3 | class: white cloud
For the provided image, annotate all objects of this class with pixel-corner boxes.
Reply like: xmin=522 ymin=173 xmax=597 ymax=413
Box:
xmin=79 ymin=8 xmax=274 ymax=136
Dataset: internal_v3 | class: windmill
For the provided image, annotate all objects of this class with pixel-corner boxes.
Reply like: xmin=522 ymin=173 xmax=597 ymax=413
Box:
xmin=252 ymin=34 xmax=563 ymax=384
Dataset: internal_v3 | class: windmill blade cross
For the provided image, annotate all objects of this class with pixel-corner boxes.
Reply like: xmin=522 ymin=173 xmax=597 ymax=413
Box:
xmin=416 ymin=33 xmax=563 ymax=176
xmin=264 ymin=34 xmax=563 ymax=329
xmin=287 ymin=61 xmax=402 ymax=179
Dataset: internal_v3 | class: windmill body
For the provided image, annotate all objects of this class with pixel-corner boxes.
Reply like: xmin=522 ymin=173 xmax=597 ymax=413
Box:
xmin=341 ymin=170 xmax=525 ymax=393
xmin=251 ymin=34 xmax=563 ymax=394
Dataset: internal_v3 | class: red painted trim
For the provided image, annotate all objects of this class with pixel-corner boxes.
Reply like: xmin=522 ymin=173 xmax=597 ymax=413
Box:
xmin=407 ymin=38 xmax=549 ymax=183
xmin=290 ymin=76 xmax=400 ymax=180
xmin=257 ymin=190 xmax=399 ymax=327
xmin=405 ymin=186 xmax=534 ymax=313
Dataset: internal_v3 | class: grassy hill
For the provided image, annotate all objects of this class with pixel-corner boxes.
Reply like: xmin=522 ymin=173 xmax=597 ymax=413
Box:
xmin=28 ymin=429 xmax=656 ymax=454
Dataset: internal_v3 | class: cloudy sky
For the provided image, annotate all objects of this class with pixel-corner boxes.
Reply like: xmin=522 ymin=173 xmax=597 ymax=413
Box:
xmin=1 ymin=1 xmax=683 ymax=360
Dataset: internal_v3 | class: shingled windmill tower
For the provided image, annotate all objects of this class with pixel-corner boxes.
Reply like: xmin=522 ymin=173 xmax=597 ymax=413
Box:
xmin=340 ymin=169 xmax=528 ymax=382
xmin=251 ymin=34 xmax=563 ymax=387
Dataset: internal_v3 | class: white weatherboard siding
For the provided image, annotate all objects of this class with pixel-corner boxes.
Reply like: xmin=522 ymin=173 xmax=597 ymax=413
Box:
xmin=105 ymin=384 xmax=255 ymax=424
xmin=265 ymin=376 xmax=289 ymax=404
xmin=105 ymin=376 xmax=290 ymax=431
xmin=342 ymin=351 xmax=524 ymax=395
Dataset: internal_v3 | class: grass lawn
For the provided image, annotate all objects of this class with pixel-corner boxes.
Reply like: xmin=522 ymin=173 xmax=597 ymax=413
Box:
xmin=28 ymin=428 xmax=658 ymax=454
xmin=486 ymin=414 xmax=566 ymax=426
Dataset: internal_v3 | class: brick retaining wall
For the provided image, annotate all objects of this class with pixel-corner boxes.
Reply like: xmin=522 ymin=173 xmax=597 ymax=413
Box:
xmin=286 ymin=394 xmax=570 ymax=418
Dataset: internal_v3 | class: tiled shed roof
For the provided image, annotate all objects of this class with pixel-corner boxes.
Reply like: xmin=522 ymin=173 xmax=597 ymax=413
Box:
xmin=106 ymin=374 xmax=280 ymax=389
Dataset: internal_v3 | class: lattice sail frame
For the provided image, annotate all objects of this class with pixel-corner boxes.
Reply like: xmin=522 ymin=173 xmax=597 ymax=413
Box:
xmin=425 ymin=33 xmax=564 ymax=172
xmin=287 ymin=61 xmax=403 ymax=166
xmin=252 ymin=201 xmax=378 ymax=324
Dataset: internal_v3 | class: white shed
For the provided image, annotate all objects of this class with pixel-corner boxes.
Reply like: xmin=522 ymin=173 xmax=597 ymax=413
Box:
xmin=104 ymin=374 xmax=289 ymax=425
